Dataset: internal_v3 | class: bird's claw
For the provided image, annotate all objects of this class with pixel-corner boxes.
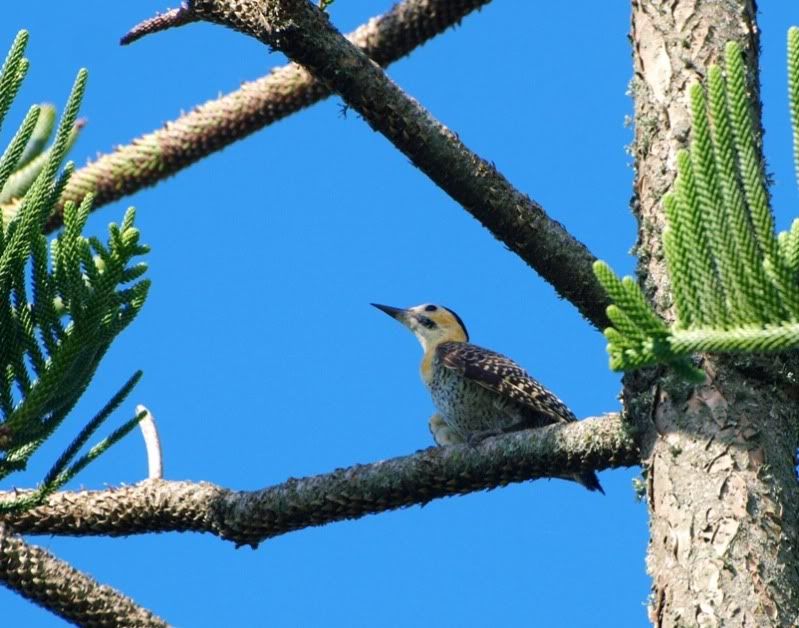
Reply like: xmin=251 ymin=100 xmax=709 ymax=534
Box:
xmin=466 ymin=429 xmax=500 ymax=447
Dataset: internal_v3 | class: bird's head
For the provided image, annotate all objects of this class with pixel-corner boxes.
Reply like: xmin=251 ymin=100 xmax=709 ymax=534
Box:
xmin=371 ymin=303 xmax=469 ymax=351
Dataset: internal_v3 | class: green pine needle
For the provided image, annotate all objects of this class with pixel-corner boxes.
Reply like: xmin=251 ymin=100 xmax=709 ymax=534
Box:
xmin=16 ymin=103 xmax=55 ymax=169
xmin=594 ymin=31 xmax=799 ymax=379
xmin=0 ymin=32 xmax=151 ymax=508
xmin=42 ymin=371 xmax=143 ymax=487
xmin=789 ymin=28 xmax=799 ymax=194
xmin=59 ymin=408 xmax=147 ymax=486
xmin=0 ymin=117 xmax=83 ymax=206
xmin=0 ymin=105 xmax=40 ymax=204
xmin=0 ymin=400 xmax=146 ymax=514
xmin=0 ymin=31 xmax=29 ymax=132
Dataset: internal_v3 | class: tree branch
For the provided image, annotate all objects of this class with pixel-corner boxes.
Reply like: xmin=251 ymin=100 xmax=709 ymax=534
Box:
xmin=120 ymin=3 xmax=199 ymax=44
xmin=47 ymin=0 xmax=493 ymax=230
xmin=121 ymin=0 xmax=613 ymax=330
xmin=1 ymin=415 xmax=637 ymax=548
xmin=0 ymin=525 xmax=167 ymax=627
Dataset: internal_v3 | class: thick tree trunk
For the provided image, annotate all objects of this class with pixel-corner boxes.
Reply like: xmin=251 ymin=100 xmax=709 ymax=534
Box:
xmin=629 ymin=1 xmax=799 ymax=625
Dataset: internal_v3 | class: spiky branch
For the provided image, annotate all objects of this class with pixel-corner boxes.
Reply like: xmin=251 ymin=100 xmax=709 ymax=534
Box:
xmin=0 ymin=525 xmax=167 ymax=626
xmin=121 ymin=0 xmax=612 ymax=330
xmin=0 ymin=6 xmax=627 ymax=623
xmin=49 ymin=0 xmax=493 ymax=230
xmin=1 ymin=415 xmax=637 ymax=546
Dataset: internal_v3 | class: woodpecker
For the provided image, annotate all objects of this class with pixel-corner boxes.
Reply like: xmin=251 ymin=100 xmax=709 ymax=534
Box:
xmin=372 ymin=303 xmax=604 ymax=494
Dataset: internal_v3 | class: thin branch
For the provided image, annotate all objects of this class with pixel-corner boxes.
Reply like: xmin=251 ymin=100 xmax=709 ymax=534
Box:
xmin=122 ymin=0 xmax=612 ymax=330
xmin=136 ymin=405 xmax=163 ymax=480
xmin=48 ymin=0 xmax=493 ymax=231
xmin=0 ymin=524 xmax=168 ymax=627
xmin=1 ymin=415 xmax=638 ymax=548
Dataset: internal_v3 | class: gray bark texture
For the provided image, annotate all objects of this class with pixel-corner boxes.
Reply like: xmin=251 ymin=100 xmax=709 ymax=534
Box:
xmin=2 ymin=416 xmax=636 ymax=547
xmin=629 ymin=1 xmax=799 ymax=625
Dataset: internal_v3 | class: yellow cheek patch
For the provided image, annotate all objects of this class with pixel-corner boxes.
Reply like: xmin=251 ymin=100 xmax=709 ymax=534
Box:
xmin=445 ymin=326 xmax=468 ymax=343
xmin=427 ymin=311 xmax=468 ymax=342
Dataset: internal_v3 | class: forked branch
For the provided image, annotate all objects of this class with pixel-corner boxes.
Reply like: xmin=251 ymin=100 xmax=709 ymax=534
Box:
xmin=49 ymin=0 xmax=493 ymax=230
xmin=122 ymin=0 xmax=612 ymax=330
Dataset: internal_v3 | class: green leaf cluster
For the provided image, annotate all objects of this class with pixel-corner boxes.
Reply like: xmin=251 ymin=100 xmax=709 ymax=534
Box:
xmin=0 ymin=32 xmax=150 ymax=511
xmin=595 ymin=32 xmax=799 ymax=381
xmin=0 ymin=104 xmax=83 ymax=211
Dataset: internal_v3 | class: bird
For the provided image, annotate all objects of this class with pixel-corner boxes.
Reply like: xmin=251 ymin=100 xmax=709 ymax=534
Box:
xmin=371 ymin=302 xmax=604 ymax=494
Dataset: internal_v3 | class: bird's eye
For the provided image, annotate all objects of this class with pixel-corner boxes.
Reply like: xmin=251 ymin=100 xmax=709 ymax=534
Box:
xmin=418 ymin=315 xmax=437 ymax=329
xmin=424 ymin=305 xmax=438 ymax=312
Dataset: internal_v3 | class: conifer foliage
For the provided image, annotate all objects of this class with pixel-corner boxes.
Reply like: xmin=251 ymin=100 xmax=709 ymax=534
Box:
xmin=595 ymin=32 xmax=799 ymax=381
xmin=0 ymin=31 xmax=150 ymax=511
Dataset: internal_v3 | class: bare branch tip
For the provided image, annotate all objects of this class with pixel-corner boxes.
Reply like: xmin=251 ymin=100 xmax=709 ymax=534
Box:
xmin=120 ymin=3 xmax=197 ymax=46
xmin=136 ymin=405 xmax=163 ymax=480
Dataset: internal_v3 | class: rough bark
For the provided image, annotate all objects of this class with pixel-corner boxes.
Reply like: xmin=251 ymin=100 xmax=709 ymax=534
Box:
xmin=49 ymin=0 xmax=493 ymax=232
xmin=23 ymin=1 xmax=799 ymax=625
xmin=629 ymin=1 xmax=799 ymax=625
xmin=2 ymin=416 xmax=637 ymax=548
xmin=0 ymin=525 xmax=168 ymax=626
xmin=122 ymin=0 xmax=613 ymax=330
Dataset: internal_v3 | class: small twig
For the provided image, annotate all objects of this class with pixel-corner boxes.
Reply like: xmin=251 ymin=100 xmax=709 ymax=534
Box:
xmin=136 ymin=405 xmax=163 ymax=480
xmin=0 ymin=524 xmax=168 ymax=626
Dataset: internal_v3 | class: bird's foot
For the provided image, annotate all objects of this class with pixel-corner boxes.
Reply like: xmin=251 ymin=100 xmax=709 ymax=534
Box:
xmin=428 ymin=414 xmax=466 ymax=446
xmin=466 ymin=429 xmax=502 ymax=447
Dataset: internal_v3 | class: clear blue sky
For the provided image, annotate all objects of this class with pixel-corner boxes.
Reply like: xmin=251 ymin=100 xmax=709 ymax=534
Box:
xmin=1 ymin=3 xmax=797 ymax=626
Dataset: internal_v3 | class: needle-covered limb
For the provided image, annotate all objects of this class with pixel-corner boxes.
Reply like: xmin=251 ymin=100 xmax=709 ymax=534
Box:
xmin=50 ymin=0 xmax=494 ymax=231
xmin=0 ymin=525 xmax=168 ymax=627
xmin=121 ymin=0 xmax=612 ymax=329
xmin=2 ymin=415 xmax=637 ymax=547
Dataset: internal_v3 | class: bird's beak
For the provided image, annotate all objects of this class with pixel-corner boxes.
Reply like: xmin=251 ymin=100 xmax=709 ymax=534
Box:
xmin=371 ymin=303 xmax=410 ymax=325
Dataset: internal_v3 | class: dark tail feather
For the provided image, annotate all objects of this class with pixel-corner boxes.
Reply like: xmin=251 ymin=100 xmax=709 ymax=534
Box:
xmin=575 ymin=471 xmax=605 ymax=495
